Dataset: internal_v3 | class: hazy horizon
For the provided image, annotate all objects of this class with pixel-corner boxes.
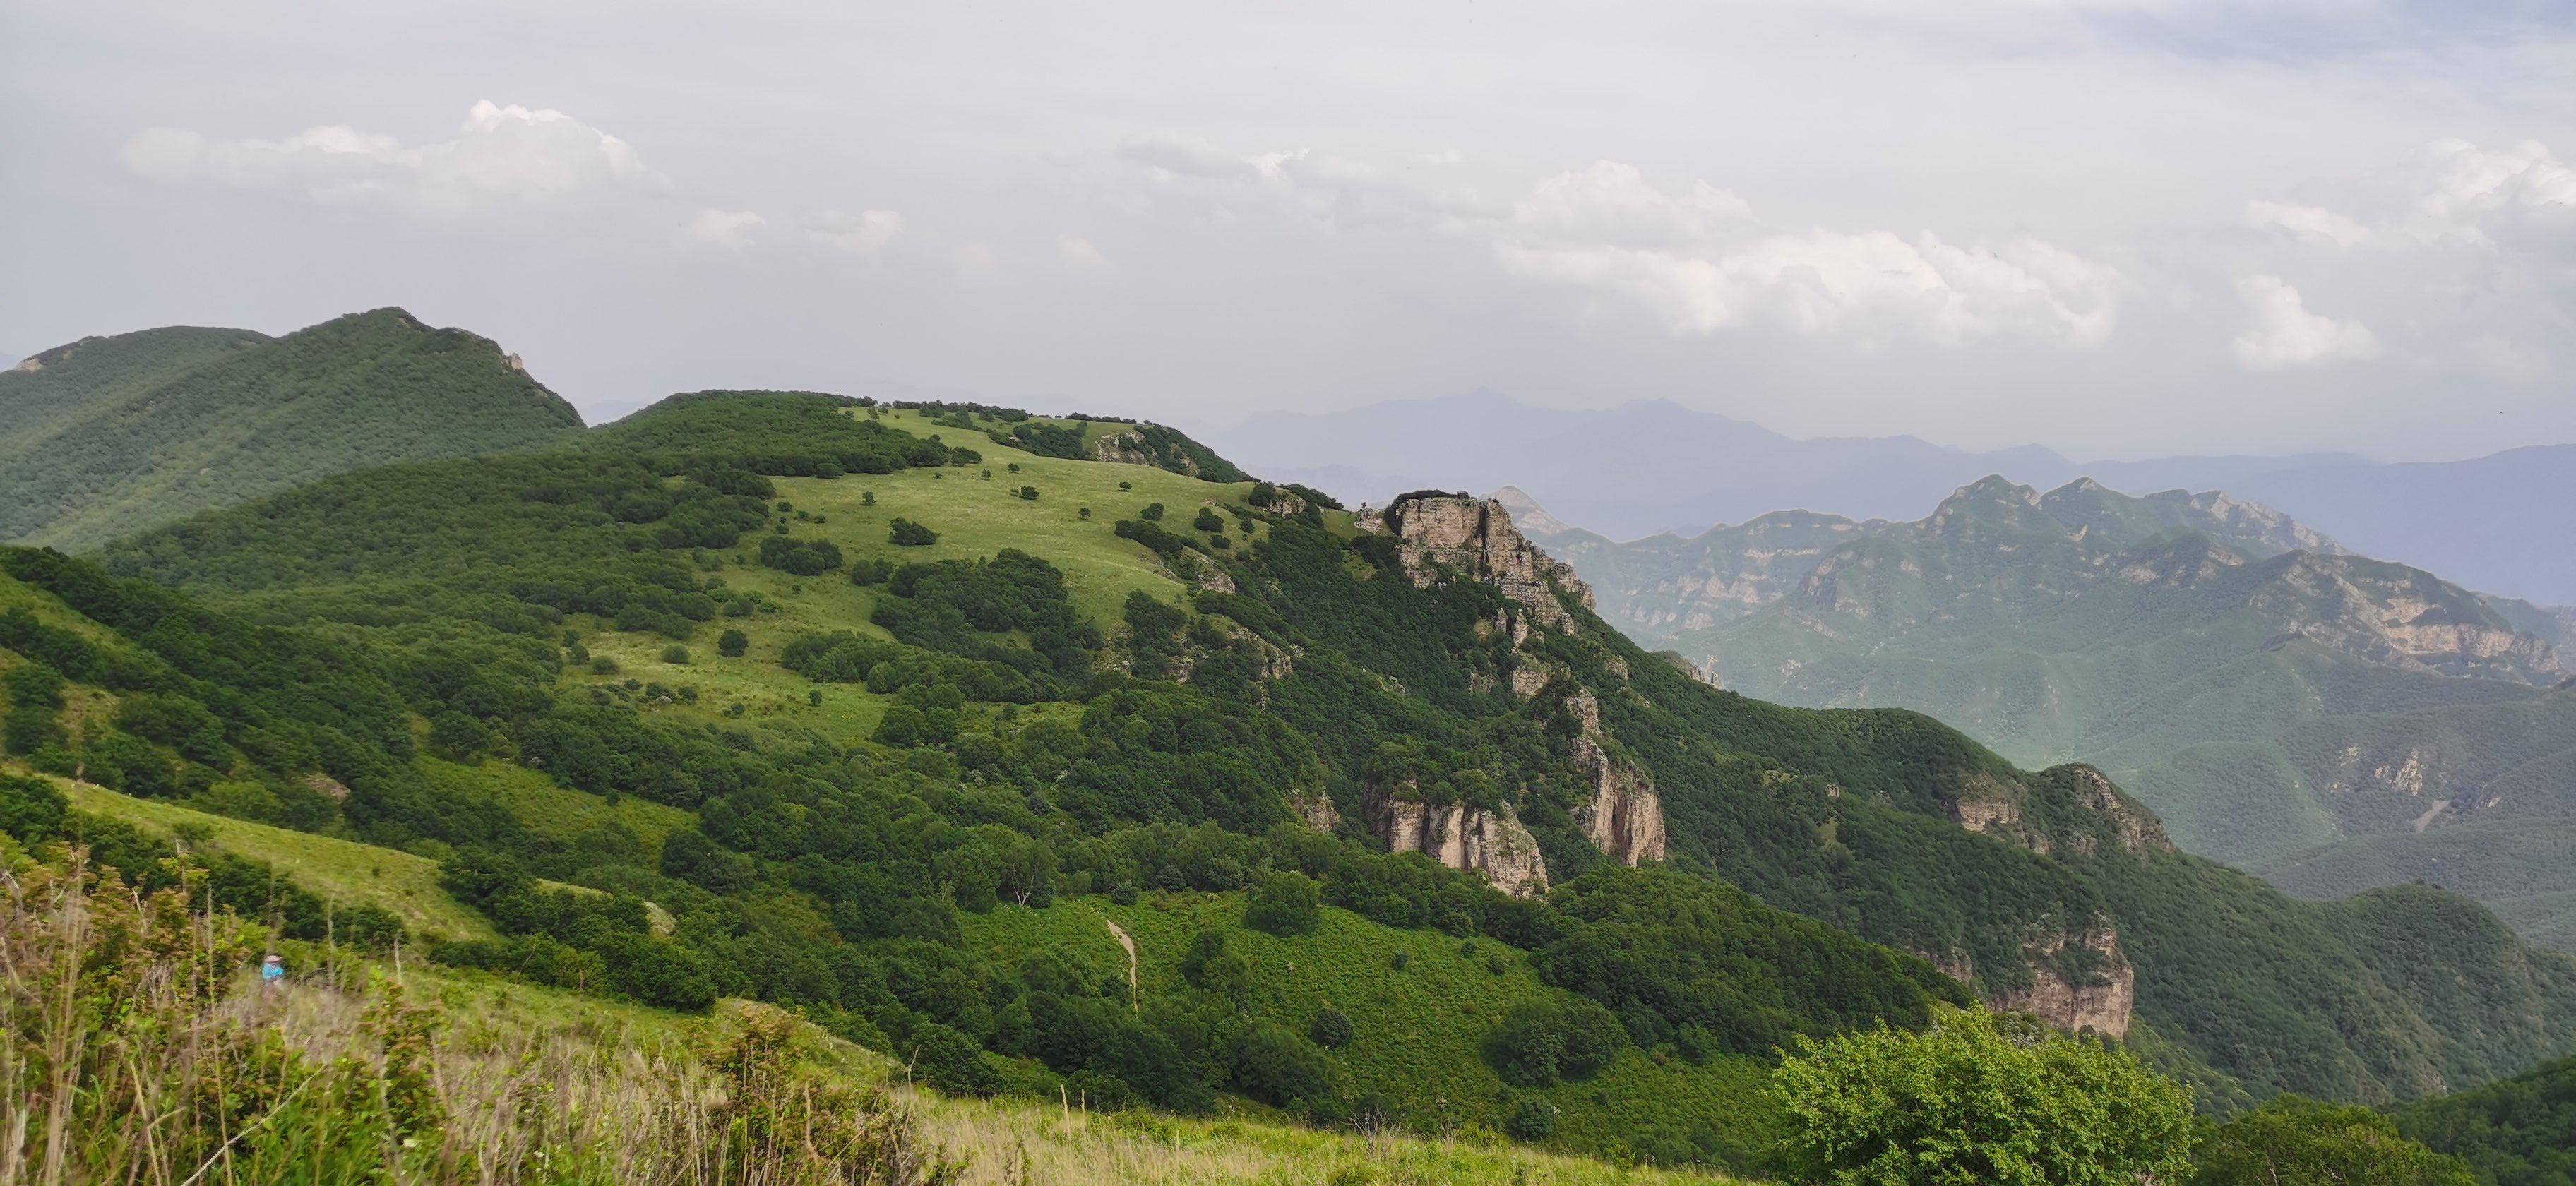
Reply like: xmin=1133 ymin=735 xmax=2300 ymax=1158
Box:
xmin=7 ymin=1 xmax=2572 ymax=463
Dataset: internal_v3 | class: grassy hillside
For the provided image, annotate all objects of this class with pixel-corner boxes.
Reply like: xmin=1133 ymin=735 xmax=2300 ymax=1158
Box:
xmin=965 ymin=893 xmax=1783 ymax=1167
xmin=29 ymin=770 xmax=496 ymax=938
xmin=0 ymin=309 xmax=582 ymax=549
xmin=23 ymin=384 xmax=2574 ymax=1149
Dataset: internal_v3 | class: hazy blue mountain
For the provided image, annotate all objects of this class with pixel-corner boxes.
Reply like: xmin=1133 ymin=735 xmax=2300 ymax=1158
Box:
xmin=1211 ymin=394 xmax=2576 ymax=604
xmin=1522 ymin=476 xmax=2576 ymax=947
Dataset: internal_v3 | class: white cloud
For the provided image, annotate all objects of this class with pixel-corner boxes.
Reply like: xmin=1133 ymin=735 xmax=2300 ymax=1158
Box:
xmin=2413 ymin=138 xmax=2576 ymax=226
xmin=809 ymin=209 xmax=903 ymax=255
xmin=2245 ymin=199 xmax=2374 ymax=247
xmin=2231 ymin=274 xmax=2377 ymax=369
xmin=1493 ymin=163 xmax=2118 ymax=347
xmin=121 ymin=100 xmax=667 ymax=217
xmin=1058 ymin=235 xmax=1107 ymax=270
xmin=689 ymin=208 xmax=763 ymax=248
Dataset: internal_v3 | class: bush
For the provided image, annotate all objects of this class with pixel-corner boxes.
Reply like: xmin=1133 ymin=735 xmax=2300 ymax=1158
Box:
xmin=2195 ymin=1096 xmax=2475 ymax=1185
xmin=1018 ymin=486 xmax=1039 ymax=501
xmin=717 ymin=629 xmax=750 ymax=657
xmin=756 ymin=536 xmax=844 ymax=576
xmin=1138 ymin=503 xmax=1164 ymax=522
xmin=1309 ymin=1007 xmax=1355 ymax=1050
xmin=1231 ymin=1022 xmax=1335 ymax=1109
xmin=590 ymin=656 xmax=620 ymax=675
xmin=851 ymin=558 xmax=895 ymax=585
xmin=889 ymin=518 xmax=938 ymax=546
xmin=1484 ymin=999 xmax=1624 ymax=1087
xmin=1245 ymin=870 xmax=1322 ymax=936
xmin=662 ymin=645 xmax=691 ymax=665
xmin=0 ymin=774 xmax=69 ymax=841
xmin=1774 ymin=1007 xmax=2193 ymax=1186
xmin=1193 ymin=508 xmax=1225 ymax=532
xmin=1505 ymin=1098 xmax=1558 ymax=1142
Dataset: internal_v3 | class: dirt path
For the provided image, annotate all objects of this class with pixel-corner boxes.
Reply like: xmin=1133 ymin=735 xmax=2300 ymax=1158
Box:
xmin=1102 ymin=917 xmax=1138 ymax=1010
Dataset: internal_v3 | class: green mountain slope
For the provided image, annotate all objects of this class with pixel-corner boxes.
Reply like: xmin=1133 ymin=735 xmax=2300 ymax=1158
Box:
xmin=1544 ymin=477 xmax=2576 ymax=947
xmin=2397 ymin=1053 xmax=2576 ymax=1185
xmin=0 ymin=309 xmax=583 ymax=549
xmin=52 ymin=391 xmax=2576 ymax=1130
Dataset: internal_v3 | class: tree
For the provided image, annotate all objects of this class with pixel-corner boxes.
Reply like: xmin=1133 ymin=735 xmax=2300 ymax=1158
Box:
xmin=717 ymin=629 xmax=749 ymax=657
xmin=2193 ymin=1096 xmax=2476 ymax=1186
xmin=1772 ymin=1007 xmax=2194 ymax=1186
xmin=1309 ymin=1007 xmax=1355 ymax=1050
xmin=889 ymin=518 xmax=939 ymax=546
xmin=1139 ymin=503 xmax=1164 ymax=522
xmin=1193 ymin=508 xmax=1225 ymax=532
xmin=1244 ymin=870 xmax=1321 ymax=935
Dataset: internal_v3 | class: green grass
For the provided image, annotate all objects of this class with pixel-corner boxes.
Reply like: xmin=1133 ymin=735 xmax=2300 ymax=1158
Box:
xmin=32 ymin=771 xmax=496 ymax=940
xmin=422 ymin=757 xmax=693 ymax=862
xmin=551 ymin=405 xmax=1323 ymax=746
xmin=374 ymin=964 xmax=1740 ymax=1186
xmin=964 ymin=893 xmax=1779 ymax=1169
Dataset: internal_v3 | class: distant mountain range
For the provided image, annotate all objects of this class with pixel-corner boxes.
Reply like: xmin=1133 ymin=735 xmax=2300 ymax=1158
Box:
xmin=1 ymin=309 xmax=583 ymax=551
xmin=1513 ymin=477 xmax=2576 ymax=949
xmin=1208 ymin=393 xmax=2576 ymax=605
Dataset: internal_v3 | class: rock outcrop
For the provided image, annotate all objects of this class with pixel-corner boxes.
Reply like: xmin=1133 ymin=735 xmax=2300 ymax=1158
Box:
xmin=1928 ymin=917 xmax=2136 ymax=1039
xmin=1996 ymin=920 xmax=2136 ymax=1038
xmin=1356 ymin=496 xmax=1593 ymax=632
xmin=1365 ymin=784 xmax=1549 ymax=897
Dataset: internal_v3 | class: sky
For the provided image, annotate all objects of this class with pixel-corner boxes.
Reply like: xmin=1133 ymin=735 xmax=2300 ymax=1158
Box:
xmin=3 ymin=0 xmax=2571 ymax=462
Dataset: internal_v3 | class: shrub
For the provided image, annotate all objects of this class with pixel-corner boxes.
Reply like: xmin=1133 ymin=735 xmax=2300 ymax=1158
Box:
xmin=1773 ymin=1007 xmax=2193 ymax=1186
xmin=851 ymin=558 xmax=895 ymax=585
xmin=591 ymin=656 xmax=620 ymax=674
xmin=1193 ymin=508 xmax=1225 ymax=532
xmin=1231 ymin=1022 xmax=1335 ymax=1109
xmin=756 ymin=536 xmax=844 ymax=576
xmin=1505 ymin=1099 xmax=1558 ymax=1142
xmin=1309 ymin=1007 xmax=1355 ymax=1050
xmin=1245 ymin=870 xmax=1321 ymax=936
xmin=717 ymin=629 xmax=750 ymax=657
xmin=2194 ymin=1096 xmax=2474 ymax=1185
xmin=1018 ymin=486 xmax=1038 ymax=501
xmin=889 ymin=519 xmax=939 ymax=546
xmin=1138 ymin=503 xmax=1164 ymax=522
xmin=1484 ymin=999 xmax=1625 ymax=1087
xmin=662 ymin=645 xmax=691 ymax=665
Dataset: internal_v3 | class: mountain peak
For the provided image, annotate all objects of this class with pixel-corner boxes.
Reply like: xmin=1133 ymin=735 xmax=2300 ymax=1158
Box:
xmin=1487 ymin=485 xmax=1575 ymax=537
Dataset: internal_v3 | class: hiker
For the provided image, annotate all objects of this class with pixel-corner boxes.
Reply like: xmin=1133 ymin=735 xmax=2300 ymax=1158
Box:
xmin=261 ymin=953 xmax=285 ymax=988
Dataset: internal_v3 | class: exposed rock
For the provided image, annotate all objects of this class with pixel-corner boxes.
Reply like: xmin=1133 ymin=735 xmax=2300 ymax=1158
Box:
xmin=304 ymin=772 xmax=352 ymax=803
xmin=1090 ymin=430 xmax=1199 ymax=475
xmin=1366 ymin=784 xmax=1549 ymax=897
xmin=502 ymin=352 xmax=527 ymax=373
xmin=1356 ymin=496 xmax=1593 ymax=632
xmin=1929 ymin=917 xmax=2137 ymax=1039
xmin=11 ymin=356 xmax=41 ymax=373
xmin=1571 ymin=731 xmax=1666 ymax=865
xmin=1289 ymin=789 xmax=1340 ymax=832
xmin=2059 ymin=766 xmax=2174 ymax=857
xmin=1995 ymin=919 xmax=2136 ymax=1038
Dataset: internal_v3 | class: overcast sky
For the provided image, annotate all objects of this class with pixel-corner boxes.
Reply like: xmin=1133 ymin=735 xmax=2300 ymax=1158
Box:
xmin=4 ymin=1 xmax=2570 ymax=460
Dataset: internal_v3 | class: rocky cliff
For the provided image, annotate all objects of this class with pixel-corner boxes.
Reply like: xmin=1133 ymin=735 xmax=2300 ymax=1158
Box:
xmin=1364 ymin=784 xmax=1550 ymax=898
xmin=1358 ymin=495 xmax=1667 ymax=870
xmin=1357 ymin=495 xmax=1593 ymax=632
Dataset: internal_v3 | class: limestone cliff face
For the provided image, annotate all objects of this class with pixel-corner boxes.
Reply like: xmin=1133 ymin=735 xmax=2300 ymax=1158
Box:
xmin=1554 ymin=688 xmax=1667 ymax=865
xmin=1365 ymin=783 xmax=1549 ymax=897
xmin=1929 ymin=918 xmax=2136 ymax=1039
xmin=1356 ymin=496 xmax=1594 ymax=633
xmin=1998 ymin=920 xmax=2136 ymax=1038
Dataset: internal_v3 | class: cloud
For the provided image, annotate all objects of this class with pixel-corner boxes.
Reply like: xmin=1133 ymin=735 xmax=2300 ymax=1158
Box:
xmin=1058 ymin=235 xmax=1107 ymax=270
xmin=2231 ymin=274 xmax=2377 ymax=369
xmin=689 ymin=208 xmax=763 ymax=248
xmin=121 ymin=100 xmax=667 ymax=217
xmin=809 ymin=209 xmax=903 ymax=255
xmin=2413 ymin=138 xmax=2576 ymax=227
xmin=2245 ymin=200 xmax=2374 ymax=246
xmin=1120 ymin=137 xmax=1270 ymax=181
xmin=1493 ymin=163 xmax=2118 ymax=347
